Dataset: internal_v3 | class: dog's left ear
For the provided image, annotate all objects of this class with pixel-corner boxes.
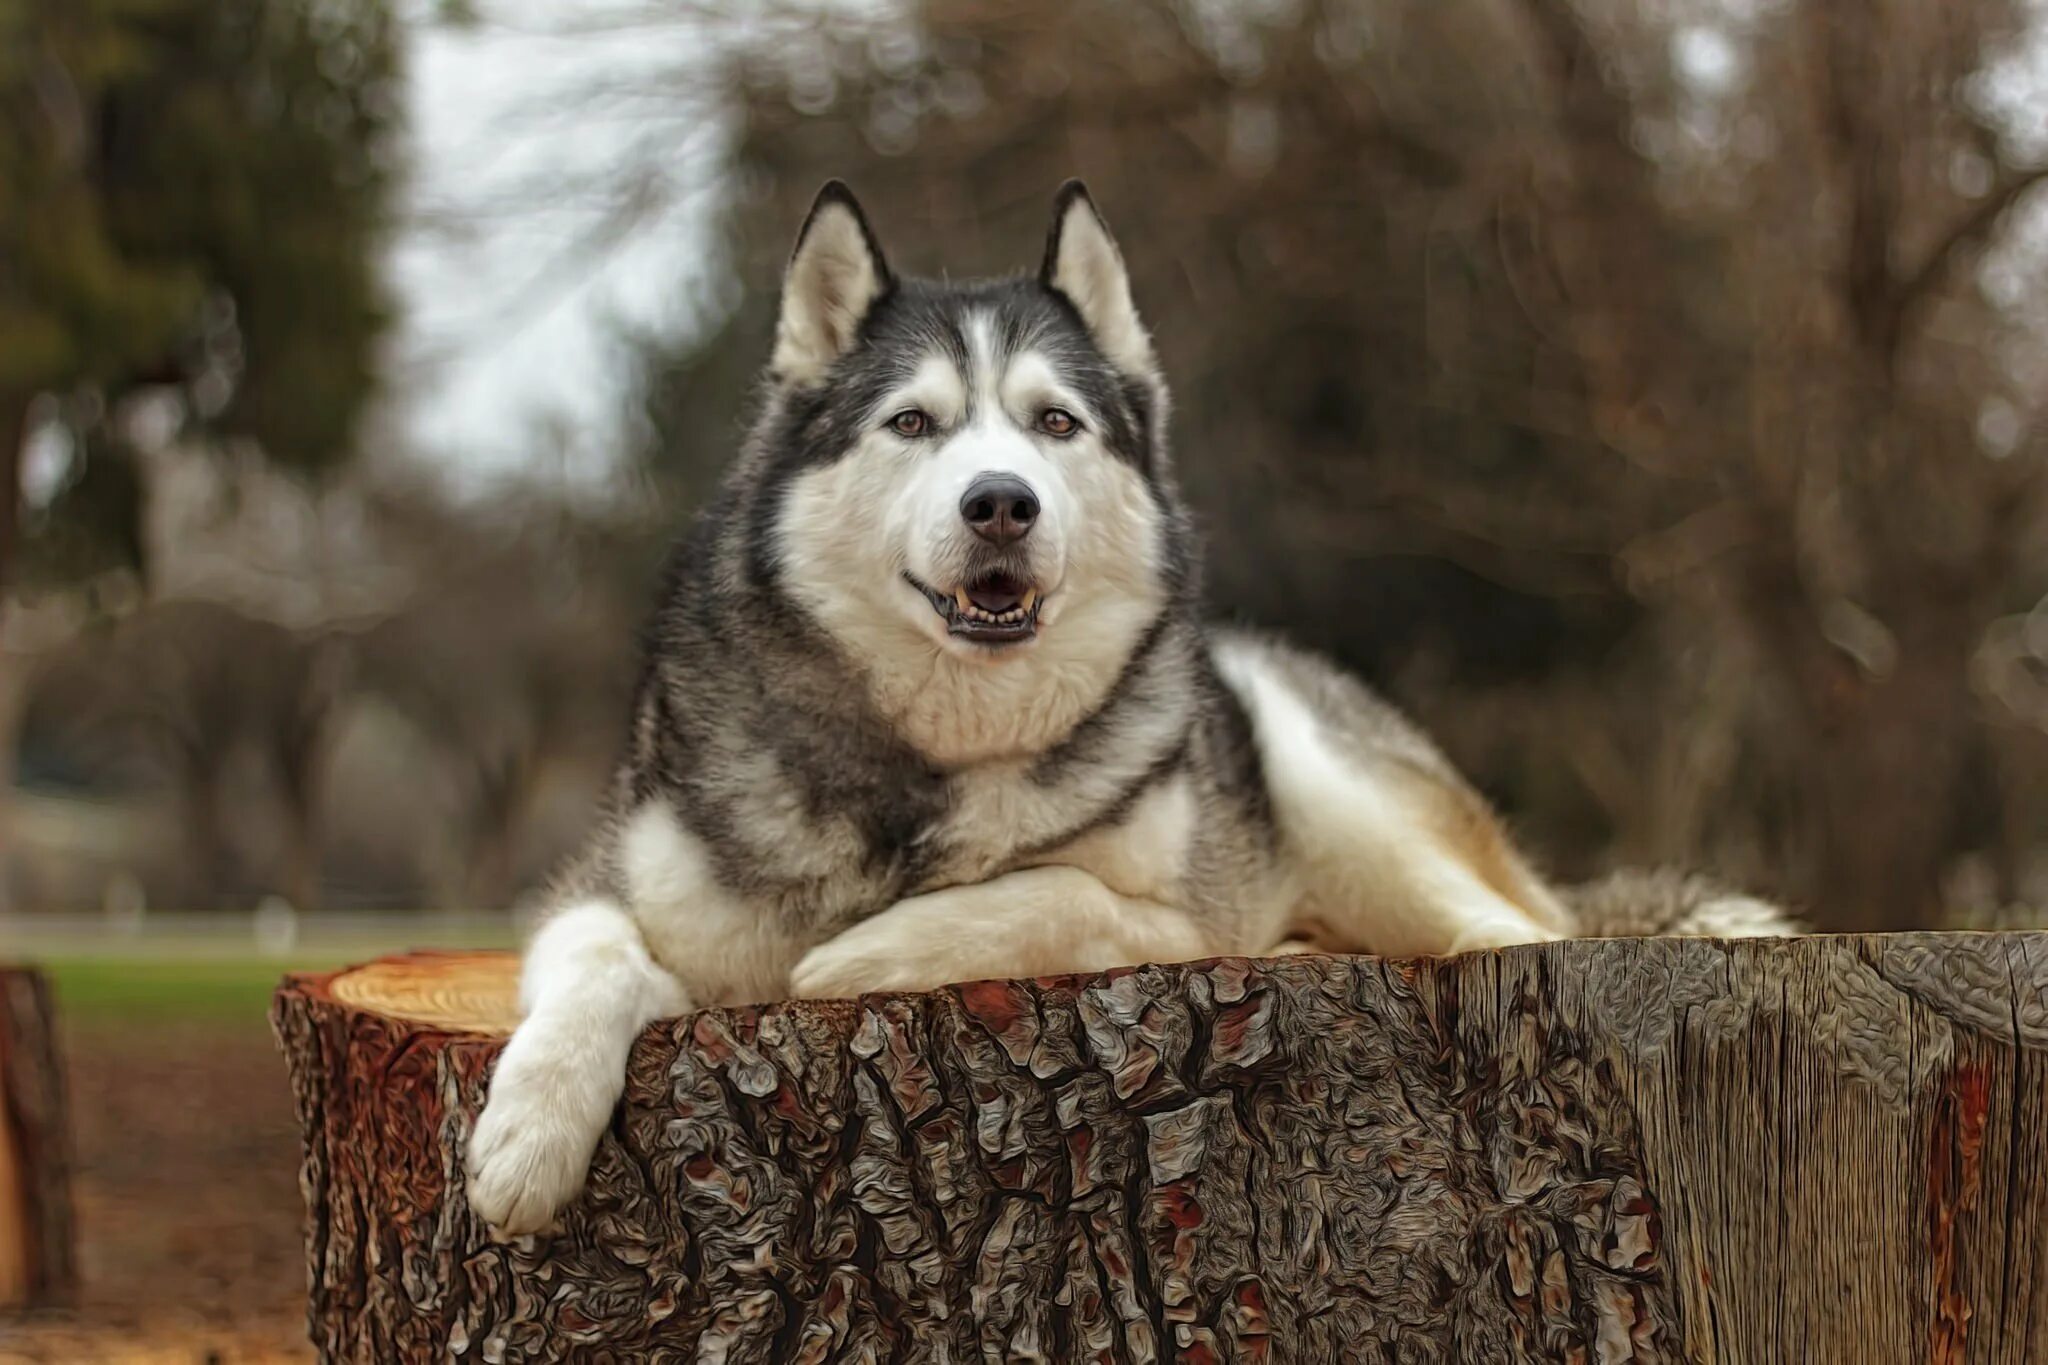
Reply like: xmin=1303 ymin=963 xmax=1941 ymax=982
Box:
xmin=1040 ymin=180 xmax=1155 ymax=377
xmin=773 ymin=181 xmax=893 ymax=385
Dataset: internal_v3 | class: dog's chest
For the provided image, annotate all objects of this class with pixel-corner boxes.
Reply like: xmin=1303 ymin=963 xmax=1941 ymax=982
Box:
xmin=915 ymin=765 xmax=1052 ymax=886
xmin=913 ymin=763 xmax=1192 ymax=902
xmin=703 ymin=745 xmax=1192 ymax=922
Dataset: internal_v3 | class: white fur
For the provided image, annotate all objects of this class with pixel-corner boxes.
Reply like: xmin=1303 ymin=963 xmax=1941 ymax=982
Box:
xmin=466 ymin=899 xmax=691 ymax=1235
xmin=790 ymin=863 xmax=1211 ymax=998
xmin=1211 ymin=639 xmax=1564 ymax=956
xmin=468 ymin=800 xmax=816 ymax=1236
xmin=622 ymin=800 xmax=800 ymax=1005
xmin=774 ymin=313 xmax=1168 ymax=765
xmin=772 ymin=198 xmax=886 ymax=385
xmin=1050 ymin=773 xmax=1196 ymax=903
xmin=929 ymin=670 xmax=1195 ymax=884
xmin=1673 ymin=894 xmax=1791 ymax=938
xmin=1044 ymin=193 xmax=1156 ymax=377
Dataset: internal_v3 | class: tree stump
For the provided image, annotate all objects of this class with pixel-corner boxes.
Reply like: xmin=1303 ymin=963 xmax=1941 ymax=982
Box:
xmin=0 ymin=966 xmax=74 ymax=1310
xmin=273 ymin=934 xmax=2048 ymax=1363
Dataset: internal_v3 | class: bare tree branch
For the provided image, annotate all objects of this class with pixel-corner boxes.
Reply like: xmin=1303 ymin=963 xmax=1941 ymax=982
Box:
xmin=1798 ymin=1 xmax=1903 ymax=358
xmin=1891 ymin=165 xmax=2048 ymax=364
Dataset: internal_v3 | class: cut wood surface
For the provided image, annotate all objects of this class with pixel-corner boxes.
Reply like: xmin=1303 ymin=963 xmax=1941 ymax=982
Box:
xmin=0 ymin=966 xmax=74 ymax=1311
xmin=274 ymin=934 xmax=2048 ymax=1362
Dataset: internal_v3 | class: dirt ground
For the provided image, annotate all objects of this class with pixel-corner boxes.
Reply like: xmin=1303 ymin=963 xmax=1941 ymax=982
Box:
xmin=0 ymin=1019 xmax=312 ymax=1363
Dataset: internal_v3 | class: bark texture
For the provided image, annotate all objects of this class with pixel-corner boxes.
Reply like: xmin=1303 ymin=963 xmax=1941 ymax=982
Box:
xmin=0 ymin=966 xmax=74 ymax=1310
xmin=273 ymin=934 xmax=2048 ymax=1363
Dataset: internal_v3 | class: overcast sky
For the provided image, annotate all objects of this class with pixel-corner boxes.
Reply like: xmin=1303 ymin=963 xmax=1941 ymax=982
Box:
xmin=380 ymin=3 xmax=735 ymax=497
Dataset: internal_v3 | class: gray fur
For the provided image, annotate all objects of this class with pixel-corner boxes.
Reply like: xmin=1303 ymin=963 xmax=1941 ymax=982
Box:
xmin=1567 ymin=868 xmax=1807 ymax=938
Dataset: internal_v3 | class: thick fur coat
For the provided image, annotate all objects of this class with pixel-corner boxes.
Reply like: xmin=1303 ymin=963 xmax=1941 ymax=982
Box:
xmin=466 ymin=181 xmax=1792 ymax=1235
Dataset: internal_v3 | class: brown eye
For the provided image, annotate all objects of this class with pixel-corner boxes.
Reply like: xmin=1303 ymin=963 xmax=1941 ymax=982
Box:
xmin=889 ymin=409 xmax=929 ymax=438
xmin=1039 ymin=407 xmax=1078 ymax=437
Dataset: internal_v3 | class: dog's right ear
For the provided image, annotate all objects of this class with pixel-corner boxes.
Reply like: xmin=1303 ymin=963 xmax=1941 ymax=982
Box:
xmin=772 ymin=181 xmax=892 ymax=385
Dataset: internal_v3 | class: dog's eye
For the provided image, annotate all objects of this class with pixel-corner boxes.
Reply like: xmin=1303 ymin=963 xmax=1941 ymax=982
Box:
xmin=1038 ymin=407 xmax=1078 ymax=437
xmin=888 ymin=409 xmax=930 ymax=438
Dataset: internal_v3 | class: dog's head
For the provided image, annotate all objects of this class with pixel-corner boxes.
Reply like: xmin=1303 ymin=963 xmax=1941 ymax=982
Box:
xmin=755 ymin=181 xmax=1185 ymax=704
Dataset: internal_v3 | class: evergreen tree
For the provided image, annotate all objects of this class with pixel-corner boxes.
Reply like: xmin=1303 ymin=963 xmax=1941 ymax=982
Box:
xmin=0 ymin=0 xmax=399 ymax=596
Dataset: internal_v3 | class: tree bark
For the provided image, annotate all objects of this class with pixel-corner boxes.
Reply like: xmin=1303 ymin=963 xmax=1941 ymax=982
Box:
xmin=274 ymin=935 xmax=2048 ymax=1362
xmin=0 ymin=967 xmax=75 ymax=1310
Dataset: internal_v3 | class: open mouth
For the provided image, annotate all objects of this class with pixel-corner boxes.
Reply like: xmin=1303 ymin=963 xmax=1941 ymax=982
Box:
xmin=906 ymin=570 xmax=1043 ymax=645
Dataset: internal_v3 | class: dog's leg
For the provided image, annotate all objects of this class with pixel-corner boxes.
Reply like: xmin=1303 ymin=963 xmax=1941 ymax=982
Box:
xmin=1370 ymin=849 xmax=1567 ymax=954
xmin=1274 ymin=785 xmax=1567 ymax=956
xmin=466 ymin=900 xmax=690 ymax=1235
xmin=1217 ymin=644 xmax=1568 ymax=957
xmin=789 ymin=864 xmax=1215 ymax=998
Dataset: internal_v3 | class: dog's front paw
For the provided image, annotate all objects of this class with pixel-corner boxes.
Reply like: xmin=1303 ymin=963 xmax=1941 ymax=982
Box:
xmin=1443 ymin=915 xmax=1564 ymax=955
xmin=465 ymin=1038 xmax=606 ymax=1237
xmin=790 ymin=932 xmax=928 ymax=999
xmin=790 ymin=907 xmax=971 ymax=999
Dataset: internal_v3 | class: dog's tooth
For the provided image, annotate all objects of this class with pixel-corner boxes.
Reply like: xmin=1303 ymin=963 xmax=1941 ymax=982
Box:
xmin=1020 ymin=589 xmax=1037 ymax=613
xmin=953 ymin=587 xmax=973 ymax=614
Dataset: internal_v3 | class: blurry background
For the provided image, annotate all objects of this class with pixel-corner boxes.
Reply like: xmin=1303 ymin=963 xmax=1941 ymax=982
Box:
xmin=6 ymin=0 xmax=2048 ymax=1351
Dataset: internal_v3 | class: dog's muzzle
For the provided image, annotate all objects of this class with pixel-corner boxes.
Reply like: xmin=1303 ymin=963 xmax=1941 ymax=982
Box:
xmin=905 ymin=568 xmax=1043 ymax=645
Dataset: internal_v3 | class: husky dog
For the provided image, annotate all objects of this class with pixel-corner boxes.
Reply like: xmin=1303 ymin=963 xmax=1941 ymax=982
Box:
xmin=466 ymin=181 xmax=1792 ymax=1235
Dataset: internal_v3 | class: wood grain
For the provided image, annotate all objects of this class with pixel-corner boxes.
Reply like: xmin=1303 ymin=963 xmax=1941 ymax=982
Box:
xmin=273 ymin=934 xmax=2048 ymax=1362
xmin=0 ymin=966 xmax=75 ymax=1311
xmin=327 ymin=950 xmax=521 ymax=1035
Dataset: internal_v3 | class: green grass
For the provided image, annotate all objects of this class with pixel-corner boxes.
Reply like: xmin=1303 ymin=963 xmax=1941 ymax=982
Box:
xmin=38 ymin=955 xmax=356 ymax=1025
xmin=15 ymin=918 xmax=522 ymax=1027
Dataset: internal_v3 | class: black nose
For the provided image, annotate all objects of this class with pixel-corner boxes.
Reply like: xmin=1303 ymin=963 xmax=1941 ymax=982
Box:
xmin=959 ymin=474 xmax=1040 ymax=547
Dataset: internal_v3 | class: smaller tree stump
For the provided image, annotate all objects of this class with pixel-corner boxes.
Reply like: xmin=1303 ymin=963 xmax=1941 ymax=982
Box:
xmin=276 ymin=935 xmax=2048 ymax=1363
xmin=0 ymin=966 xmax=74 ymax=1310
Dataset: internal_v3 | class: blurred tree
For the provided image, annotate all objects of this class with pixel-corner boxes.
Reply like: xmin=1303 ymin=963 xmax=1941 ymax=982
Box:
xmin=334 ymin=489 xmax=643 ymax=911
xmin=625 ymin=302 xmax=773 ymax=520
xmin=23 ymin=599 xmax=339 ymax=909
xmin=0 ymin=0 xmax=399 ymax=599
xmin=1495 ymin=0 xmax=2048 ymax=933
xmin=0 ymin=0 xmax=397 ymax=912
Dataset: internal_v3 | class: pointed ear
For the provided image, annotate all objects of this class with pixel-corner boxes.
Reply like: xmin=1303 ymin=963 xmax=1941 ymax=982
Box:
xmin=772 ymin=181 xmax=892 ymax=385
xmin=1039 ymin=180 xmax=1155 ymax=377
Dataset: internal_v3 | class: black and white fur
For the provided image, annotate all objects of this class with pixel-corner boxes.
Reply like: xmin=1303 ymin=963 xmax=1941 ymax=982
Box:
xmin=465 ymin=181 xmax=1792 ymax=1235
